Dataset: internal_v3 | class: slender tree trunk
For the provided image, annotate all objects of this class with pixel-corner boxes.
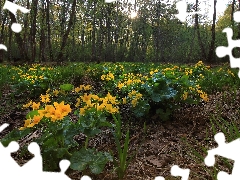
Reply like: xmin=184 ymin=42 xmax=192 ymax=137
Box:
xmin=195 ymin=0 xmax=207 ymax=61
xmin=238 ymin=0 xmax=240 ymax=56
xmin=207 ymin=0 xmax=217 ymax=63
xmin=46 ymin=0 xmax=53 ymax=62
xmin=30 ymin=0 xmax=38 ymax=63
xmin=23 ymin=0 xmax=29 ymax=61
xmin=91 ymin=0 xmax=97 ymax=62
xmin=8 ymin=24 xmax=12 ymax=61
xmin=231 ymin=0 xmax=236 ymax=27
xmin=56 ymin=0 xmax=77 ymax=62
xmin=8 ymin=0 xmax=30 ymax=62
xmin=0 ymin=12 xmax=7 ymax=62
xmin=39 ymin=1 xmax=46 ymax=62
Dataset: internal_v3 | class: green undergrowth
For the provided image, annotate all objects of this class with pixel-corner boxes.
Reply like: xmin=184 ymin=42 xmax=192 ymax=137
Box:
xmin=0 ymin=61 xmax=239 ymax=178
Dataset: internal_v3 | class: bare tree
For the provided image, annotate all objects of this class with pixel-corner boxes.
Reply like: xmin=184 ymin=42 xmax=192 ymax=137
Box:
xmin=8 ymin=0 xmax=30 ymax=62
xmin=195 ymin=0 xmax=207 ymax=61
xmin=207 ymin=0 xmax=217 ymax=62
xmin=56 ymin=0 xmax=77 ymax=62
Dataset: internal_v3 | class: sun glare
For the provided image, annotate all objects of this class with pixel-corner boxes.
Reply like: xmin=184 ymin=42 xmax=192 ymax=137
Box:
xmin=130 ymin=11 xmax=137 ymax=19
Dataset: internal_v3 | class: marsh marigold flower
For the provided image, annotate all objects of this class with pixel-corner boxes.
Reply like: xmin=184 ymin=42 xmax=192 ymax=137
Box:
xmin=23 ymin=100 xmax=33 ymax=108
xmin=32 ymin=102 xmax=40 ymax=110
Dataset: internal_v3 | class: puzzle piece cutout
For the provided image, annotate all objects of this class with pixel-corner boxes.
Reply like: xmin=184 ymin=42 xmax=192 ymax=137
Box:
xmin=3 ymin=0 xmax=30 ymax=33
xmin=155 ymin=165 xmax=190 ymax=180
xmin=0 ymin=123 xmax=76 ymax=180
xmin=216 ymin=11 xmax=240 ymax=78
xmin=0 ymin=1 xmax=30 ymax=52
xmin=175 ymin=0 xmax=203 ymax=22
xmin=0 ymin=123 xmax=93 ymax=179
xmin=204 ymin=132 xmax=240 ymax=180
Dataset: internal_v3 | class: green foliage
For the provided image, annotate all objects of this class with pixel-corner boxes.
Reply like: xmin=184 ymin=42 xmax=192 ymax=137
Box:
xmin=1 ymin=113 xmax=112 ymax=173
xmin=60 ymin=83 xmax=74 ymax=91
xmin=70 ymin=148 xmax=113 ymax=174
xmin=112 ymin=114 xmax=134 ymax=180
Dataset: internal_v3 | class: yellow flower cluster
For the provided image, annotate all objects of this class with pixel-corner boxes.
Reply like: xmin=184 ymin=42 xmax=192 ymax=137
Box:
xmin=196 ymin=88 xmax=209 ymax=102
xmin=227 ymin=69 xmax=235 ymax=77
xmin=182 ymin=91 xmax=188 ymax=100
xmin=77 ymin=92 xmax=119 ymax=115
xmin=195 ymin=60 xmax=204 ymax=67
xmin=101 ymin=72 xmax=115 ymax=81
xmin=128 ymin=90 xmax=143 ymax=107
xmin=185 ymin=68 xmax=193 ymax=76
xmin=20 ymin=101 xmax=71 ymax=130
xmin=182 ymin=85 xmax=209 ymax=102
xmin=150 ymin=69 xmax=159 ymax=75
xmin=40 ymin=94 xmax=51 ymax=103
xmin=75 ymin=84 xmax=92 ymax=93
xmin=116 ymin=73 xmax=145 ymax=89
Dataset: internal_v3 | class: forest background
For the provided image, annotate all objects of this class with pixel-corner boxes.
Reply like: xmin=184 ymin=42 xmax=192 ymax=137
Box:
xmin=0 ymin=0 xmax=240 ymax=64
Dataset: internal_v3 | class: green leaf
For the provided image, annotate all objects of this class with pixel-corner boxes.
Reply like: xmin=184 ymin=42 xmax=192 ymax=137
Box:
xmin=63 ymin=124 xmax=82 ymax=146
xmin=26 ymin=110 xmax=39 ymax=119
xmin=60 ymin=83 xmax=74 ymax=91
xmin=151 ymin=92 xmax=162 ymax=102
xmin=70 ymin=148 xmax=112 ymax=174
xmin=1 ymin=128 xmax=32 ymax=146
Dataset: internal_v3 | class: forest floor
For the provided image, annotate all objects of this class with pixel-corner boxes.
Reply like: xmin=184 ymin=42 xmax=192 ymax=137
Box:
xmin=1 ymin=84 xmax=239 ymax=180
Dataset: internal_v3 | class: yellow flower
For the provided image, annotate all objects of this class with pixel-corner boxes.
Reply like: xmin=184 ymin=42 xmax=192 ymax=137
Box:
xmin=23 ymin=100 xmax=33 ymax=108
xmin=196 ymin=84 xmax=201 ymax=89
xmin=117 ymin=83 xmax=125 ymax=89
xmin=200 ymin=93 xmax=209 ymax=102
xmin=81 ymin=93 xmax=92 ymax=103
xmin=91 ymin=95 xmax=99 ymax=100
xmin=32 ymin=102 xmax=40 ymax=110
xmin=96 ymin=103 xmax=105 ymax=111
xmin=182 ymin=91 xmax=188 ymax=100
xmin=40 ymin=94 xmax=50 ymax=103
xmin=51 ymin=110 xmax=64 ymax=122
xmin=84 ymin=85 xmax=91 ymax=90
xmin=53 ymin=89 xmax=59 ymax=96
xmin=45 ymin=105 xmax=56 ymax=118
xmin=101 ymin=75 xmax=106 ymax=80
xmin=46 ymin=89 xmax=50 ymax=94
xmin=55 ymin=102 xmax=71 ymax=116
xmin=122 ymin=97 xmax=127 ymax=104
xmin=136 ymin=93 xmax=142 ymax=99
xmin=38 ymin=109 xmax=48 ymax=117
xmin=131 ymin=99 xmax=138 ymax=107
xmin=105 ymin=104 xmax=118 ymax=113
xmin=39 ymin=75 xmax=44 ymax=80
xmin=32 ymin=115 xmax=42 ymax=124
xmin=23 ymin=119 xmax=31 ymax=127
xmin=108 ymin=72 xmax=114 ymax=80
xmin=75 ymin=98 xmax=81 ymax=107
xmin=75 ymin=87 xmax=81 ymax=93
xmin=128 ymin=90 xmax=137 ymax=98
xmin=80 ymin=108 xmax=85 ymax=115
xmin=126 ymin=79 xmax=133 ymax=86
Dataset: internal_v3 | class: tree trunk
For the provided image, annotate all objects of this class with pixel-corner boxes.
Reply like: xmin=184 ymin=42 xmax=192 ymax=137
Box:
xmin=30 ymin=0 xmax=38 ymax=63
xmin=231 ymin=0 xmax=236 ymax=27
xmin=207 ymin=0 xmax=217 ymax=63
xmin=238 ymin=0 xmax=240 ymax=57
xmin=8 ymin=24 xmax=12 ymax=61
xmin=39 ymin=0 xmax=46 ymax=62
xmin=0 ymin=12 xmax=7 ymax=63
xmin=195 ymin=0 xmax=207 ymax=61
xmin=46 ymin=0 xmax=53 ymax=62
xmin=56 ymin=0 xmax=77 ymax=62
xmin=91 ymin=0 xmax=97 ymax=62
xmin=8 ymin=0 xmax=30 ymax=62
